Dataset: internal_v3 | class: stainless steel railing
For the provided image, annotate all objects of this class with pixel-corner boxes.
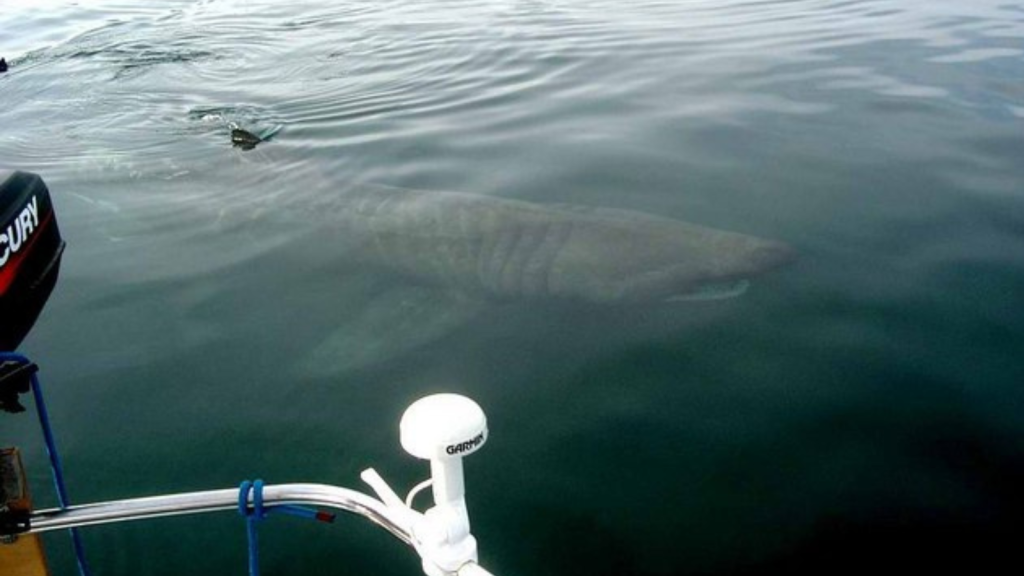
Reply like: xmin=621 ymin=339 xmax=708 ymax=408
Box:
xmin=28 ymin=482 xmax=495 ymax=576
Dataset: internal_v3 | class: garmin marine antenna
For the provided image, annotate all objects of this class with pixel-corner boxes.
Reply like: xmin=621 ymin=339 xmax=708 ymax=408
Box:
xmin=361 ymin=394 xmax=489 ymax=576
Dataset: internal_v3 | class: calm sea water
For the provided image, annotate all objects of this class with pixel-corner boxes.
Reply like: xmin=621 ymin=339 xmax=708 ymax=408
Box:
xmin=3 ymin=1 xmax=1024 ymax=574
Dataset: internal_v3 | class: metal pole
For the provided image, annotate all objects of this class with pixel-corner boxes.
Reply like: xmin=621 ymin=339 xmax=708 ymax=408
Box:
xmin=27 ymin=482 xmax=500 ymax=576
xmin=29 ymin=483 xmax=411 ymax=544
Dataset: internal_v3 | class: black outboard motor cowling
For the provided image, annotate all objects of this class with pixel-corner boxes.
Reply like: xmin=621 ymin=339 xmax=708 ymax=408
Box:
xmin=0 ymin=171 xmax=64 ymax=350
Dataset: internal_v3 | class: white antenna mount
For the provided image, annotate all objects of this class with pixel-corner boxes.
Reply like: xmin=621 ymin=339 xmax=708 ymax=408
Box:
xmin=361 ymin=394 xmax=488 ymax=576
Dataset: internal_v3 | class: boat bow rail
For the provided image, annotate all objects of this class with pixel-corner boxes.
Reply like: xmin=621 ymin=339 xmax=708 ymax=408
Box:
xmin=27 ymin=482 xmax=495 ymax=576
xmin=20 ymin=394 xmax=500 ymax=576
xmin=28 ymin=483 xmax=410 ymax=540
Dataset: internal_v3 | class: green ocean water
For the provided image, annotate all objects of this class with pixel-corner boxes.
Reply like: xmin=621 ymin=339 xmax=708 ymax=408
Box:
xmin=3 ymin=1 xmax=1023 ymax=575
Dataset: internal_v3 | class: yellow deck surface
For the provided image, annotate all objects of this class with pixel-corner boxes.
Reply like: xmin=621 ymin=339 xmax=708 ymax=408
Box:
xmin=1 ymin=447 xmax=50 ymax=576
xmin=0 ymin=534 xmax=51 ymax=576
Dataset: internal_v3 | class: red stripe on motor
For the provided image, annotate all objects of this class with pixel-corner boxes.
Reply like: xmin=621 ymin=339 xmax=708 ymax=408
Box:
xmin=0 ymin=211 xmax=55 ymax=297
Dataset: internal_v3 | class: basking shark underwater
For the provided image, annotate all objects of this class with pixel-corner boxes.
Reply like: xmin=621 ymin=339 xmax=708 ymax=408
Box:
xmin=288 ymin=184 xmax=796 ymax=374
xmin=314 ymin=184 xmax=795 ymax=304
xmin=67 ymin=175 xmax=795 ymax=373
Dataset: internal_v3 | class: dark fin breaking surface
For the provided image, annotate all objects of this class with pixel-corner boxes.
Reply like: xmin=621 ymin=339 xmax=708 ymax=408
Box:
xmin=231 ymin=128 xmax=262 ymax=150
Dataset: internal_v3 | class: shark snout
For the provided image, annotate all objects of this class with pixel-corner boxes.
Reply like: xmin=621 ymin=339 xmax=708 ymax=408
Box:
xmin=744 ymin=240 xmax=797 ymax=275
xmin=653 ymin=238 xmax=796 ymax=302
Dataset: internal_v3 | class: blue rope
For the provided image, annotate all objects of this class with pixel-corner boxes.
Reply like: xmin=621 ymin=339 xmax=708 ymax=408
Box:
xmin=238 ymin=479 xmax=265 ymax=576
xmin=0 ymin=351 xmax=92 ymax=576
xmin=238 ymin=479 xmax=336 ymax=576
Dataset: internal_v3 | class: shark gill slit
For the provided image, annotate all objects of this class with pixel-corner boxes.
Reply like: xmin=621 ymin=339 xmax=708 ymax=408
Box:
xmin=541 ymin=220 xmax=573 ymax=298
xmin=503 ymin=219 xmax=549 ymax=297
xmin=521 ymin=219 xmax=561 ymax=297
xmin=480 ymin=213 xmax=519 ymax=295
xmin=493 ymin=219 xmax=528 ymax=296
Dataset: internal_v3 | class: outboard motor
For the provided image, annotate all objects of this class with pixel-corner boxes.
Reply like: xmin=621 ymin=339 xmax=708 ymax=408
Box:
xmin=0 ymin=170 xmax=64 ymax=351
xmin=1 ymin=171 xmax=65 ymax=572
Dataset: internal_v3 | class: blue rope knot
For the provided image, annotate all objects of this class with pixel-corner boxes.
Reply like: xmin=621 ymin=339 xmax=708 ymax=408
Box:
xmin=239 ymin=479 xmax=266 ymax=576
xmin=238 ymin=479 xmax=267 ymax=521
xmin=238 ymin=479 xmax=336 ymax=576
xmin=238 ymin=479 xmax=336 ymax=523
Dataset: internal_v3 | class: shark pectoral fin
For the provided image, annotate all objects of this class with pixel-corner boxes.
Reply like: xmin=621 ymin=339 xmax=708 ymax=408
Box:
xmin=297 ymin=284 xmax=484 ymax=377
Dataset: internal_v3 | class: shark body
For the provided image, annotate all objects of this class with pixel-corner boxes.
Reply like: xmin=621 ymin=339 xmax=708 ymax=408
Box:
xmin=316 ymin=185 xmax=794 ymax=304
